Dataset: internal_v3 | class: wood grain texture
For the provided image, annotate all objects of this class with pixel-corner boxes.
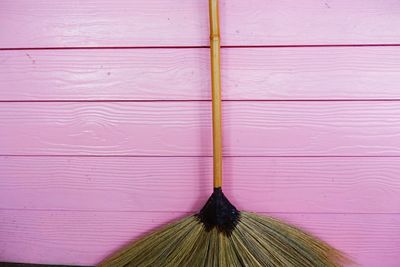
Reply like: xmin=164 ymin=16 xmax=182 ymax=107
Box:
xmin=1 ymin=0 xmax=400 ymax=48
xmin=1 ymin=1 xmax=398 ymax=266
xmin=2 ymin=47 xmax=400 ymax=101
xmin=1 ymin=101 xmax=400 ymax=156
xmin=0 ymin=210 xmax=398 ymax=266
xmin=1 ymin=156 xmax=399 ymax=213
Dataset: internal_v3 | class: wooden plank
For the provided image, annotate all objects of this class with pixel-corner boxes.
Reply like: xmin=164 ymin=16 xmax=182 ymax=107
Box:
xmin=0 ymin=210 xmax=398 ymax=266
xmin=1 ymin=101 xmax=400 ymax=156
xmin=1 ymin=0 xmax=400 ymax=48
xmin=1 ymin=156 xmax=399 ymax=213
xmin=2 ymin=47 xmax=400 ymax=101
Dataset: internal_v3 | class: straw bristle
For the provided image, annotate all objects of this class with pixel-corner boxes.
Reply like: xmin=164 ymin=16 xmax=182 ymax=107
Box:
xmin=97 ymin=211 xmax=350 ymax=267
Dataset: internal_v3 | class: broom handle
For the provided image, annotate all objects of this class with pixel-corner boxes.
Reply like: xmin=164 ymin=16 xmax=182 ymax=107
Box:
xmin=209 ymin=0 xmax=222 ymax=189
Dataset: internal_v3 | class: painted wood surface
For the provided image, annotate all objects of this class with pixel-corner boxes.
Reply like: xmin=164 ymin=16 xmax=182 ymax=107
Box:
xmin=0 ymin=211 xmax=399 ymax=266
xmin=1 ymin=0 xmax=399 ymax=266
xmin=1 ymin=101 xmax=400 ymax=156
xmin=2 ymin=47 xmax=400 ymax=101
xmin=1 ymin=0 xmax=400 ymax=48
xmin=1 ymin=156 xmax=399 ymax=214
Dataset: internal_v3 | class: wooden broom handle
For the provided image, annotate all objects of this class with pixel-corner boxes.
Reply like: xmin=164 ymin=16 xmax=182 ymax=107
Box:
xmin=209 ymin=0 xmax=222 ymax=189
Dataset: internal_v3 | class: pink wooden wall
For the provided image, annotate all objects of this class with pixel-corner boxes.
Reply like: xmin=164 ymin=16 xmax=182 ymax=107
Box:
xmin=1 ymin=0 xmax=399 ymax=266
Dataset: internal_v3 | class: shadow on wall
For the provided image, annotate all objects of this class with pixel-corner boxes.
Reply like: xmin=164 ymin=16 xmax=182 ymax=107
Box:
xmin=0 ymin=262 xmax=91 ymax=267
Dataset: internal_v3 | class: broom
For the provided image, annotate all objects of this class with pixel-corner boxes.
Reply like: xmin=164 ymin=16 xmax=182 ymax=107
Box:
xmin=98 ymin=0 xmax=350 ymax=266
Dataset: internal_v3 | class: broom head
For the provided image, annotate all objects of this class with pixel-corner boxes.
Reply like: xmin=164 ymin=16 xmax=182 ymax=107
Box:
xmin=98 ymin=189 xmax=350 ymax=266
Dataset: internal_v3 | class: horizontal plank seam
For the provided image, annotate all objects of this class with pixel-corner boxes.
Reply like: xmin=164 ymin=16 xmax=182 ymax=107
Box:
xmin=2 ymin=155 xmax=400 ymax=158
xmin=0 ymin=208 xmax=397 ymax=215
xmin=3 ymin=99 xmax=400 ymax=103
xmin=1 ymin=43 xmax=400 ymax=51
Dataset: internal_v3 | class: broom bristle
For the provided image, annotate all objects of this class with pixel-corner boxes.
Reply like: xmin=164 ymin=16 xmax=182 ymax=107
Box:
xmin=98 ymin=211 xmax=350 ymax=267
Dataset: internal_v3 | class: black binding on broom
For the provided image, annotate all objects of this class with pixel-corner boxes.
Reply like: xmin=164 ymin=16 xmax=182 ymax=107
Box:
xmin=196 ymin=188 xmax=240 ymax=235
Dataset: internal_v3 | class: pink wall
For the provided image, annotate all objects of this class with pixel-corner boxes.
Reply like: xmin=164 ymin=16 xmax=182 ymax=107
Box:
xmin=0 ymin=0 xmax=399 ymax=266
